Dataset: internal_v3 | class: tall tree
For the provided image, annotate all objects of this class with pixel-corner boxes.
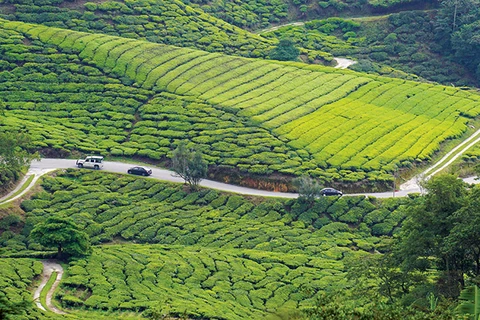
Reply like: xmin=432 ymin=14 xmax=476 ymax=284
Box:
xmin=394 ymin=174 xmax=467 ymax=297
xmin=435 ymin=0 xmax=480 ymax=81
xmin=30 ymin=215 xmax=90 ymax=259
xmin=293 ymin=176 xmax=321 ymax=204
xmin=445 ymin=185 xmax=480 ymax=278
xmin=171 ymin=142 xmax=208 ymax=191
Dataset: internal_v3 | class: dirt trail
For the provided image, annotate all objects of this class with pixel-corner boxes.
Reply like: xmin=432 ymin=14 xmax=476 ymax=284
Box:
xmin=33 ymin=260 xmax=66 ymax=315
xmin=0 ymin=169 xmax=54 ymax=205
xmin=333 ymin=57 xmax=357 ymax=69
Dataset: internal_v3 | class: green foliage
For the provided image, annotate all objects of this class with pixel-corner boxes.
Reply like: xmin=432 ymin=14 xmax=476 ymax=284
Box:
xmin=2 ymin=21 xmax=480 ymax=185
xmin=171 ymin=142 xmax=208 ymax=190
xmin=0 ymin=131 xmax=38 ymax=187
xmin=3 ymin=0 xmax=274 ymax=58
xmin=263 ymin=13 xmax=475 ymax=86
xmin=269 ymin=39 xmax=300 ymax=61
xmin=293 ymin=176 xmax=321 ymax=203
xmin=30 ymin=214 xmax=91 ymax=259
xmin=393 ymin=175 xmax=478 ymax=298
xmin=456 ymin=285 xmax=480 ymax=320
xmin=0 ymin=258 xmax=44 ymax=320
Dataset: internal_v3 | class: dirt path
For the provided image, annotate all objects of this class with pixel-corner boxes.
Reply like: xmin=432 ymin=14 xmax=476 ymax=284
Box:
xmin=33 ymin=260 xmax=66 ymax=315
xmin=256 ymin=21 xmax=305 ymax=34
xmin=401 ymin=127 xmax=480 ymax=190
xmin=333 ymin=57 xmax=357 ymax=69
xmin=0 ymin=169 xmax=54 ymax=205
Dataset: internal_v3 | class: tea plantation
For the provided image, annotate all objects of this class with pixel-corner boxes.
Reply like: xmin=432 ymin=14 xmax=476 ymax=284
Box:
xmin=6 ymin=169 xmax=409 ymax=318
xmin=1 ymin=19 xmax=480 ymax=184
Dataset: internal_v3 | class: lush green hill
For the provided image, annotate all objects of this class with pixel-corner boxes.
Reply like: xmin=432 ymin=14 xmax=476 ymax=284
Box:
xmin=4 ymin=169 xmax=409 ymax=318
xmin=0 ymin=0 xmax=277 ymax=58
xmin=2 ymin=19 xmax=479 ymax=186
xmin=262 ymin=12 xmax=475 ymax=86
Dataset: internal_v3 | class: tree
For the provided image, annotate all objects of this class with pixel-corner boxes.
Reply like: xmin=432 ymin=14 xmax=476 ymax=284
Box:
xmin=394 ymin=174 xmax=468 ymax=297
xmin=171 ymin=142 xmax=208 ymax=191
xmin=30 ymin=215 xmax=90 ymax=259
xmin=0 ymin=131 xmax=38 ymax=187
xmin=444 ymin=185 xmax=480 ymax=278
xmin=269 ymin=39 xmax=300 ymax=61
xmin=293 ymin=176 xmax=321 ymax=203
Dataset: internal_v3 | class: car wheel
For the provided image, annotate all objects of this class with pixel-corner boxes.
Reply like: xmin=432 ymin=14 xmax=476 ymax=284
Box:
xmin=77 ymin=163 xmax=83 ymax=168
xmin=143 ymin=172 xmax=148 ymax=176
xmin=94 ymin=165 xmax=99 ymax=170
xmin=127 ymin=170 xmax=132 ymax=174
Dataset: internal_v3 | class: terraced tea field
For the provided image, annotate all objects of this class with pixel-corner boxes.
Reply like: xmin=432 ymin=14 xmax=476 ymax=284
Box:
xmin=0 ymin=258 xmax=45 ymax=319
xmin=1 ymin=19 xmax=480 ymax=184
xmin=19 ymin=170 xmax=408 ymax=318
xmin=63 ymin=244 xmax=346 ymax=319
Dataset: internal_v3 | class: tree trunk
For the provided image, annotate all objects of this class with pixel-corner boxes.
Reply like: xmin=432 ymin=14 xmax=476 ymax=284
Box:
xmin=57 ymin=244 xmax=62 ymax=259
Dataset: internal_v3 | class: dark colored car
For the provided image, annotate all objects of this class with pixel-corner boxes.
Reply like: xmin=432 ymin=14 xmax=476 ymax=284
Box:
xmin=319 ymin=188 xmax=343 ymax=196
xmin=127 ymin=166 xmax=152 ymax=176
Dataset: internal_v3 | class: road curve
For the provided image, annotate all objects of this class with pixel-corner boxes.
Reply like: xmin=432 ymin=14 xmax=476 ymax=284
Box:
xmin=30 ymin=159 xmax=479 ymax=199
xmin=33 ymin=260 xmax=66 ymax=315
xmin=333 ymin=57 xmax=357 ymax=69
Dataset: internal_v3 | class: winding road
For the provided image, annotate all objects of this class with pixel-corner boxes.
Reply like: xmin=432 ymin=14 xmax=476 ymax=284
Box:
xmin=24 ymin=158 xmax=478 ymax=199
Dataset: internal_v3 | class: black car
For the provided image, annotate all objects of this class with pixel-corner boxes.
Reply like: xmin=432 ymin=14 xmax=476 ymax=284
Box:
xmin=319 ymin=188 xmax=343 ymax=196
xmin=127 ymin=166 xmax=152 ymax=176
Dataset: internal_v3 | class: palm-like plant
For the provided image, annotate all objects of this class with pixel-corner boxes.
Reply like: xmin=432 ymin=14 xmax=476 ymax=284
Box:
xmin=457 ymin=285 xmax=480 ymax=320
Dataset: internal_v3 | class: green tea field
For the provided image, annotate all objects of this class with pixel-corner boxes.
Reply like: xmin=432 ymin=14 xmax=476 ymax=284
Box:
xmin=1 ymin=19 xmax=479 ymax=185
xmin=8 ymin=169 xmax=408 ymax=319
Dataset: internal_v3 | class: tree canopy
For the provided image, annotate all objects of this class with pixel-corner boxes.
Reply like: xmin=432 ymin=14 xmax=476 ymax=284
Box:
xmin=0 ymin=131 xmax=38 ymax=188
xmin=30 ymin=215 xmax=90 ymax=259
xmin=269 ymin=39 xmax=300 ymax=61
xmin=394 ymin=174 xmax=476 ymax=297
xmin=171 ymin=142 xmax=208 ymax=190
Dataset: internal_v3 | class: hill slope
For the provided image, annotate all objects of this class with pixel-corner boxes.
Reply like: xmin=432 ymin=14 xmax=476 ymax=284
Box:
xmin=1 ymin=19 xmax=479 ymax=186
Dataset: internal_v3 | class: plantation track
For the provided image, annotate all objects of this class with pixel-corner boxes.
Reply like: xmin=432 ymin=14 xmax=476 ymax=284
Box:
xmin=0 ymin=168 xmax=54 ymax=205
xmin=29 ymin=159 xmax=479 ymax=198
xmin=33 ymin=260 xmax=66 ymax=315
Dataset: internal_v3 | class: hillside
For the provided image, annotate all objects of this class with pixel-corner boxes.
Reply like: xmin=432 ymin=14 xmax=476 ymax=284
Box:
xmin=1 ymin=19 xmax=480 ymax=188
xmin=1 ymin=169 xmax=408 ymax=319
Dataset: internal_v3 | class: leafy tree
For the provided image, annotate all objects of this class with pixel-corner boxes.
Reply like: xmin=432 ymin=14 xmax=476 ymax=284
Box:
xmin=171 ymin=142 xmax=208 ymax=190
xmin=0 ymin=131 xmax=38 ymax=187
xmin=345 ymin=253 xmax=427 ymax=304
xmin=474 ymin=162 xmax=480 ymax=177
xmin=444 ymin=185 xmax=480 ymax=278
xmin=435 ymin=0 xmax=480 ymax=81
xmin=269 ymin=39 xmax=300 ymax=61
xmin=30 ymin=215 xmax=90 ymax=259
xmin=293 ymin=176 xmax=321 ymax=203
xmin=394 ymin=174 xmax=468 ymax=297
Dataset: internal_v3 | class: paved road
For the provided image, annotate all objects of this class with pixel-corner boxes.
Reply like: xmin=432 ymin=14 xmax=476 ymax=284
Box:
xmin=30 ymin=159 xmax=479 ymax=199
